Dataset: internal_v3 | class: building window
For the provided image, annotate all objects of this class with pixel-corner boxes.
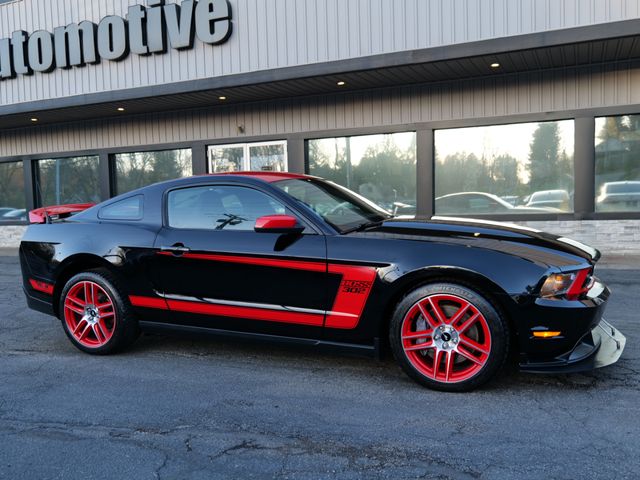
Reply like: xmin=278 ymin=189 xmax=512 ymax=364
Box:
xmin=307 ymin=132 xmax=417 ymax=214
xmin=595 ymin=115 xmax=640 ymax=212
xmin=208 ymin=141 xmax=287 ymax=173
xmin=434 ymin=120 xmax=574 ymax=215
xmin=35 ymin=156 xmax=100 ymax=207
xmin=0 ymin=161 xmax=26 ymax=223
xmin=114 ymin=149 xmax=192 ymax=195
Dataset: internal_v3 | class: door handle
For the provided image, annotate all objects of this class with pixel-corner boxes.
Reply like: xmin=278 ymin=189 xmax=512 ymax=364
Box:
xmin=160 ymin=244 xmax=191 ymax=254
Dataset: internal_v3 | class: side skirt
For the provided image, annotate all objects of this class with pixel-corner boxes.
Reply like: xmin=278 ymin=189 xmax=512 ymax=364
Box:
xmin=138 ymin=321 xmax=378 ymax=358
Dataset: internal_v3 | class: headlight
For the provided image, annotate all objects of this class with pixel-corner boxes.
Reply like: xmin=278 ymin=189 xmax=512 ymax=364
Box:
xmin=540 ymin=268 xmax=593 ymax=300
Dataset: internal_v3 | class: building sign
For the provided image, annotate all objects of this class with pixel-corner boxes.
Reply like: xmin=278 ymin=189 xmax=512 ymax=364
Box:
xmin=0 ymin=0 xmax=232 ymax=79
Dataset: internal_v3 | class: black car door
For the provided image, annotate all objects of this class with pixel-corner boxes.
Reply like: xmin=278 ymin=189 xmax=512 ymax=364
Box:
xmin=148 ymin=182 xmax=329 ymax=339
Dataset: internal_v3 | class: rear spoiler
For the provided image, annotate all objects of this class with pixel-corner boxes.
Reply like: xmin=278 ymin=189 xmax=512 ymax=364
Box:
xmin=28 ymin=203 xmax=95 ymax=224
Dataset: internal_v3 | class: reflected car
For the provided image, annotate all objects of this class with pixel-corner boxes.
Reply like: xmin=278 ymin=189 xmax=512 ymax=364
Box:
xmin=436 ymin=192 xmax=557 ymax=215
xmin=0 ymin=207 xmax=17 ymax=216
xmin=596 ymin=181 xmax=640 ymax=211
xmin=20 ymin=173 xmax=624 ymax=391
xmin=525 ymin=189 xmax=570 ymax=211
xmin=1 ymin=208 xmax=27 ymax=221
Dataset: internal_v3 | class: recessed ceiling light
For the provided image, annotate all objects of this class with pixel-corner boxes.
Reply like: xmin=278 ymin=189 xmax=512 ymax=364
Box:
xmin=117 ymin=107 xmax=125 ymax=112
xmin=30 ymin=118 xmax=38 ymax=122
xmin=218 ymin=96 xmax=227 ymax=100
xmin=337 ymin=81 xmax=346 ymax=86
xmin=490 ymin=62 xmax=500 ymax=68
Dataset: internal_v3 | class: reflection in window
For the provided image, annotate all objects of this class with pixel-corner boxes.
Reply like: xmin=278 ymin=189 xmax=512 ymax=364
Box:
xmin=36 ymin=156 xmax=100 ymax=207
xmin=168 ymin=185 xmax=286 ymax=230
xmin=98 ymin=195 xmax=143 ymax=220
xmin=115 ymin=149 xmax=192 ymax=195
xmin=0 ymin=161 xmax=26 ymax=223
xmin=307 ymin=132 xmax=416 ymax=214
xmin=435 ymin=120 xmax=574 ymax=215
xmin=208 ymin=141 xmax=287 ymax=173
xmin=595 ymin=115 xmax=640 ymax=212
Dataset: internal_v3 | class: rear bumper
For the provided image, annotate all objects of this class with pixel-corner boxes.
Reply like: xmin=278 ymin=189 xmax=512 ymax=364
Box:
xmin=23 ymin=286 xmax=55 ymax=316
xmin=519 ymin=319 xmax=626 ymax=373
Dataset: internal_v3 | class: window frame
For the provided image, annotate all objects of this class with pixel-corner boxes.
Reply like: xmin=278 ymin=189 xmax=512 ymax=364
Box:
xmin=208 ymin=140 xmax=288 ymax=173
xmin=33 ymin=154 xmax=101 ymax=208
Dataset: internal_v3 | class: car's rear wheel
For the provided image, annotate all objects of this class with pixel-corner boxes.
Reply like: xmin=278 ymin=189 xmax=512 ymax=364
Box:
xmin=389 ymin=282 xmax=509 ymax=392
xmin=59 ymin=269 xmax=140 ymax=354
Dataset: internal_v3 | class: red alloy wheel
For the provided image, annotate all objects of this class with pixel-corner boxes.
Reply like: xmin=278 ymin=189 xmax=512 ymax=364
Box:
xmin=63 ymin=281 xmax=117 ymax=348
xmin=401 ymin=293 xmax=492 ymax=383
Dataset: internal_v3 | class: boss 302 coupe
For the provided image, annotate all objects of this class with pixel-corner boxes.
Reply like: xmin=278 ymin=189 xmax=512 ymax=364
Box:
xmin=20 ymin=172 xmax=625 ymax=391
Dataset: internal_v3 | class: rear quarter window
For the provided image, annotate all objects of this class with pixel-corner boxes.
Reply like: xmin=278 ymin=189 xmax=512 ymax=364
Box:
xmin=98 ymin=195 xmax=143 ymax=220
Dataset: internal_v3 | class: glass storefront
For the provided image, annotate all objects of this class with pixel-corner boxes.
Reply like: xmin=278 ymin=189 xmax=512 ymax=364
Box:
xmin=0 ymin=161 xmax=26 ymax=223
xmin=307 ymin=132 xmax=416 ymax=214
xmin=434 ymin=120 xmax=574 ymax=215
xmin=208 ymin=141 xmax=287 ymax=173
xmin=114 ymin=149 xmax=192 ymax=195
xmin=595 ymin=115 xmax=640 ymax=212
xmin=36 ymin=156 xmax=100 ymax=207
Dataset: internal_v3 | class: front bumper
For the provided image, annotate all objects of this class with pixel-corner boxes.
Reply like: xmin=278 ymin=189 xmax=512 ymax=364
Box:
xmin=519 ymin=319 xmax=626 ymax=373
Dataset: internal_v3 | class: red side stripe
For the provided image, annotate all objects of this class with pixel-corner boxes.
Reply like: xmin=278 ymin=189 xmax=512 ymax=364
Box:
xmin=130 ymin=295 xmax=169 ymax=309
xmin=29 ymin=279 xmax=54 ymax=295
xmin=153 ymin=251 xmax=378 ymax=329
xmin=157 ymin=251 xmax=326 ymax=272
xmin=129 ymin=295 xmax=324 ymax=327
xmin=325 ymin=265 xmax=377 ymax=329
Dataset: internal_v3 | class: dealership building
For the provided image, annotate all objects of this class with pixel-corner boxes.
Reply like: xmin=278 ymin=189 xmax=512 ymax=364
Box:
xmin=1 ymin=0 xmax=640 ymax=254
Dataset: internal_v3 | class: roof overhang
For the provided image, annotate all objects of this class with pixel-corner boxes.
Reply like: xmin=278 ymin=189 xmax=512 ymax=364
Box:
xmin=3 ymin=18 xmax=640 ymax=130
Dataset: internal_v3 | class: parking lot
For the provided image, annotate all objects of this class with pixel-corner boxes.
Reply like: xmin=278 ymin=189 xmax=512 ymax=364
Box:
xmin=1 ymin=252 xmax=639 ymax=480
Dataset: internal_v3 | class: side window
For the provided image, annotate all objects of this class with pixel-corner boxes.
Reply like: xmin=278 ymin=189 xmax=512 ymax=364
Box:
xmin=98 ymin=195 xmax=143 ymax=220
xmin=168 ymin=185 xmax=289 ymax=231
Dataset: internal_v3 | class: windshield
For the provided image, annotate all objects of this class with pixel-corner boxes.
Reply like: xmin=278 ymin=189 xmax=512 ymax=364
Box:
xmin=273 ymin=178 xmax=390 ymax=232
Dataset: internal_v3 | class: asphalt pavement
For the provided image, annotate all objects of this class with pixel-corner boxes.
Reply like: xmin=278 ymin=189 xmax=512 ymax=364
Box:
xmin=1 ymin=253 xmax=639 ymax=479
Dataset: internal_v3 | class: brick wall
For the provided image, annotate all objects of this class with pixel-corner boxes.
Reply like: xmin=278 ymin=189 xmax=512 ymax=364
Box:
xmin=516 ymin=220 xmax=640 ymax=256
xmin=0 ymin=226 xmax=26 ymax=249
xmin=0 ymin=220 xmax=639 ymax=255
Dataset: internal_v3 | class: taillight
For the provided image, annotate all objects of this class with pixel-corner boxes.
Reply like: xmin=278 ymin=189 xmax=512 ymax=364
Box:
xmin=540 ymin=268 xmax=593 ymax=300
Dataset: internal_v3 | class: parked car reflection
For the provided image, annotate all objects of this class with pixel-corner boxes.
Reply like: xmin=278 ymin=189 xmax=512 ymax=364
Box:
xmin=436 ymin=192 xmax=560 ymax=215
xmin=596 ymin=181 xmax=640 ymax=211
xmin=1 ymin=208 xmax=27 ymax=222
xmin=525 ymin=189 xmax=571 ymax=211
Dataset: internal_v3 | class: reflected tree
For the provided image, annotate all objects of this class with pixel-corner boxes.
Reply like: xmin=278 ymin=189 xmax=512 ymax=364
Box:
xmin=0 ymin=162 xmax=25 ymax=209
xmin=116 ymin=149 xmax=192 ymax=194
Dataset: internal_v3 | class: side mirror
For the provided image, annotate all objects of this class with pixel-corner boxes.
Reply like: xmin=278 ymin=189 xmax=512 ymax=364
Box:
xmin=254 ymin=215 xmax=304 ymax=234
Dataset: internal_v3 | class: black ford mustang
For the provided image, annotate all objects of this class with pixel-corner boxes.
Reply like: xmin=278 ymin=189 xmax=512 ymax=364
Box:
xmin=20 ymin=172 xmax=625 ymax=391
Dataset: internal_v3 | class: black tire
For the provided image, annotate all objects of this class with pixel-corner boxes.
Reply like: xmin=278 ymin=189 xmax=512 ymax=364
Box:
xmin=389 ymin=282 xmax=509 ymax=392
xmin=58 ymin=269 xmax=140 ymax=354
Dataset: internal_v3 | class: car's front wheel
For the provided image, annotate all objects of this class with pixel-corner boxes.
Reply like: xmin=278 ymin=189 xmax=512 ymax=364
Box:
xmin=58 ymin=269 xmax=140 ymax=354
xmin=389 ymin=282 xmax=509 ymax=392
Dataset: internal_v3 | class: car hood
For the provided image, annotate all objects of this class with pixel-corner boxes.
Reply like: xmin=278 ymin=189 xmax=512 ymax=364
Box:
xmin=359 ymin=216 xmax=600 ymax=265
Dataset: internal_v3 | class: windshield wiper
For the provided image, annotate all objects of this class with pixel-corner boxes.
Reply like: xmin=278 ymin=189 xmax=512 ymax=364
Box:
xmin=341 ymin=219 xmax=386 ymax=234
